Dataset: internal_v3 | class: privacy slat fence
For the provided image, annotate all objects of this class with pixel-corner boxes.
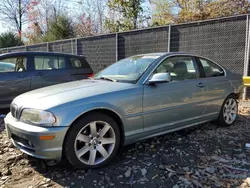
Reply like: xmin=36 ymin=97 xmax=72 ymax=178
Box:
xmin=1 ymin=14 xmax=250 ymax=97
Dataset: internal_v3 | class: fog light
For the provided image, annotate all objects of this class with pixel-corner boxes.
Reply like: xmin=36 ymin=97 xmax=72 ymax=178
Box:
xmin=28 ymin=140 xmax=33 ymax=146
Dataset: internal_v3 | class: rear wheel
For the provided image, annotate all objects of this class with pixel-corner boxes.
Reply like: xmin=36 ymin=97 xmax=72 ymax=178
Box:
xmin=64 ymin=113 xmax=120 ymax=168
xmin=217 ymin=95 xmax=238 ymax=126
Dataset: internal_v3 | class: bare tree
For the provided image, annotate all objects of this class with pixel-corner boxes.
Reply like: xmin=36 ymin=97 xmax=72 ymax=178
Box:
xmin=76 ymin=0 xmax=108 ymax=34
xmin=27 ymin=0 xmax=66 ymax=32
xmin=24 ymin=0 xmax=70 ymax=44
xmin=0 ymin=0 xmax=30 ymax=37
xmin=95 ymin=0 xmax=107 ymax=33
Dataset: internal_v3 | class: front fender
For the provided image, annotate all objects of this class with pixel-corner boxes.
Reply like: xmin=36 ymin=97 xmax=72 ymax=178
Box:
xmin=52 ymin=102 xmax=125 ymax=127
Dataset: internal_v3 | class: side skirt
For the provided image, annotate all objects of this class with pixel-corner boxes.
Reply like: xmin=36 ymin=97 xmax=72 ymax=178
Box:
xmin=124 ymin=119 xmax=214 ymax=146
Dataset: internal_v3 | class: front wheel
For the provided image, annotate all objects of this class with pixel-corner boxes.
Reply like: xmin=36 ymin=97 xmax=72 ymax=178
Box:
xmin=217 ymin=95 xmax=238 ymax=126
xmin=64 ymin=113 xmax=121 ymax=169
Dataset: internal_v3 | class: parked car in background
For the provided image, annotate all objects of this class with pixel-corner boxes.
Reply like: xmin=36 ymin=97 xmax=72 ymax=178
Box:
xmin=0 ymin=52 xmax=93 ymax=108
xmin=4 ymin=52 xmax=243 ymax=168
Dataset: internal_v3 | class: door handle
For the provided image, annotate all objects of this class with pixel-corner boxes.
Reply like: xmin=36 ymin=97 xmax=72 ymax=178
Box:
xmin=197 ymin=82 xmax=205 ymax=88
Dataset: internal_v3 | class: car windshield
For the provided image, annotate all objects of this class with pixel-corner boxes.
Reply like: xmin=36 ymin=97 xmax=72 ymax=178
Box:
xmin=95 ymin=55 xmax=160 ymax=83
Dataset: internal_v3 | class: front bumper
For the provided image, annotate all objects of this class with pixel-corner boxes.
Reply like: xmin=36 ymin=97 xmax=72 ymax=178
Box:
xmin=4 ymin=113 xmax=69 ymax=160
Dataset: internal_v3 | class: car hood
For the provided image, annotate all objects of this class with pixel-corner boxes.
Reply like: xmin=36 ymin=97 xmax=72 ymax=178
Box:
xmin=13 ymin=79 xmax=137 ymax=109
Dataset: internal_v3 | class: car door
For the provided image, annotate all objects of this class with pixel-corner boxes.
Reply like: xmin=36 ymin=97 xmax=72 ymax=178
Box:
xmin=143 ymin=56 xmax=207 ymax=132
xmin=0 ymin=55 xmax=31 ymax=108
xmin=31 ymin=55 xmax=71 ymax=90
xmin=197 ymin=57 xmax=229 ymax=115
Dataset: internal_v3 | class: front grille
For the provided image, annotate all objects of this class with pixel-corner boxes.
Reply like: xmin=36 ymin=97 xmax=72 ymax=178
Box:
xmin=10 ymin=104 xmax=18 ymax=118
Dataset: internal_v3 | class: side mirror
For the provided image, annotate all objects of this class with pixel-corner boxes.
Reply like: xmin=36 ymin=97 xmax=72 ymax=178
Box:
xmin=148 ymin=73 xmax=171 ymax=84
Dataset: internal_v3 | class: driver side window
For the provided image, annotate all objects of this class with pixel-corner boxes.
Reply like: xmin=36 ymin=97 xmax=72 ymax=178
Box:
xmin=154 ymin=56 xmax=198 ymax=81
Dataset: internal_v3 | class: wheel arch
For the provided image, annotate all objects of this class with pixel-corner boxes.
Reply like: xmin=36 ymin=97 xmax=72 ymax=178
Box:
xmin=226 ymin=92 xmax=236 ymax=99
xmin=221 ymin=93 xmax=237 ymax=106
xmin=217 ymin=92 xmax=238 ymax=126
xmin=62 ymin=108 xmax=125 ymax=156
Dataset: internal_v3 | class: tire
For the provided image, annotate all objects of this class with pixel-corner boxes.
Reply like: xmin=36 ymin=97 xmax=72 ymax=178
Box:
xmin=64 ymin=112 xmax=121 ymax=169
xmin=217 ymin=94 xmax=238 ymax=126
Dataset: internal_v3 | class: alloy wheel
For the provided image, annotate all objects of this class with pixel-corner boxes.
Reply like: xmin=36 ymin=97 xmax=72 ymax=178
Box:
xmin=74 ymin=121 xmax=116 ymax=165
xmin=223 ymin=98 xmax=237 ymax=124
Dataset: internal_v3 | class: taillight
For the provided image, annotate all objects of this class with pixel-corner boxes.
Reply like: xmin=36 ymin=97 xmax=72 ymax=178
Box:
xmin=88 ymin=73 xmax=94 ymax=78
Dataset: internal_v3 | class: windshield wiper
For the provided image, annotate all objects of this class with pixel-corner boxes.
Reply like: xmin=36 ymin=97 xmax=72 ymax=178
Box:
xmin=98 ymin=77 xmax=117 ymax=82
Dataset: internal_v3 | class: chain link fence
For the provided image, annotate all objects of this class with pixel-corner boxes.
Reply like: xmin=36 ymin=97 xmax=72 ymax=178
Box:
xmin=118 ymin=27 xmax=169 ymax=59
xmin=77 ymin=34 xmax=117 ymax=73
xmin=171 ymin=16 xmax=247 ymax=75
xmin=0 ymin=14 xmax=249 ymax=95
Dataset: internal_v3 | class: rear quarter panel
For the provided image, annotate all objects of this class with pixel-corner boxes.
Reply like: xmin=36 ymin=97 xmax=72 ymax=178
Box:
xmin=226 ymin=70 xmax=244 ymax=99
xmin=70 ymin=67 xmax=93 ymax=80
xmin=68 ymin=56 xmax=93 ymax=80
xmin=201 ymin=69 xmax=242 ymax=117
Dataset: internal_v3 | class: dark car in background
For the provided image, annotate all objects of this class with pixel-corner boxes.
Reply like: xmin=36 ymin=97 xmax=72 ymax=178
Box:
xmin=0 ymin=52 xmax=93 ymax=108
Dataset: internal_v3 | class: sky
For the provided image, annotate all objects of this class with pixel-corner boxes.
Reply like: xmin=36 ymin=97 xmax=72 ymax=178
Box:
xmin=0 ymin=0 xmax=101 ymax=34
xmin=0 ymin=21 xmax=9 ymax=33
xmin=0 ymin=0 xmax=152 ymax=34
xmin=0 ymin=0 xmax=68 ymax=34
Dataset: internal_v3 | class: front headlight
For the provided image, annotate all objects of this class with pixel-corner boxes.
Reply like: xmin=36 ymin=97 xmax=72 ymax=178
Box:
xmin=20 ymin=109 xmax=56 ymax=126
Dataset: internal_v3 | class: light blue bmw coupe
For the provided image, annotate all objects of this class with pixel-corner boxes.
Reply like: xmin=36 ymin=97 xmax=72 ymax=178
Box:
xmin=5 ymin=52 xmax=243 ymax=168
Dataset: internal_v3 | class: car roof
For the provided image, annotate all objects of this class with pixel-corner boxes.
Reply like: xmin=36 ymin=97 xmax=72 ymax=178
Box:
xmin=134 ymin=52 xmax=194 ymax=57
xmin=136 ymin=52 xmax=226 ymax=71
xmin=129 ymin=52 xmax=196 ymax=59
xmin=0 ymin=51 xmax=85 ymax=58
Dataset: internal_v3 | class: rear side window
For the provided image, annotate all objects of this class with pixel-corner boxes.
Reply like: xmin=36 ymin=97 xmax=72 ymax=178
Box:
xmin=0 ymin=57 xmax=27 ymax=72
xmin=34 ymin=56 xmax=66 ymax=70
xmin=70 ymin=57 xmax=91 ymax=69
xmin=200 ymin=58 xmax=224 ymax=77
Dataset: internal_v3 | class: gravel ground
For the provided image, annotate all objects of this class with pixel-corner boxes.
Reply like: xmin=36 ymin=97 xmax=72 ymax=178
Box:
xmin=1 ymin=104 xmax=250 ymax=188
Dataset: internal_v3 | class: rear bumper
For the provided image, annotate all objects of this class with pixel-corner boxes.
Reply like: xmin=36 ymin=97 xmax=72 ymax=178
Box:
xmin=4 ymin=113 xmax=69 ymax=160
xmin=236 ymin=84 xmax=244 ymax=100
xmin=236 ymin=92 xmax=243 ymax=100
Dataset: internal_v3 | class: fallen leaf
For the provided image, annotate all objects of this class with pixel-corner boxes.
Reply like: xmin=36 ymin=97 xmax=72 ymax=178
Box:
xmin=191 ymin=179 xmax=202 ymax=187
xmin=152 ymin=174 xmax=158 ymax=179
